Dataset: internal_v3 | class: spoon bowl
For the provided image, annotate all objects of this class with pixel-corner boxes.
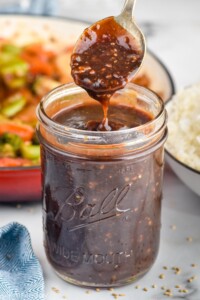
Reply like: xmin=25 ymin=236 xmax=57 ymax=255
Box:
xmin=71 ymin=0 xmax=145 ymax=102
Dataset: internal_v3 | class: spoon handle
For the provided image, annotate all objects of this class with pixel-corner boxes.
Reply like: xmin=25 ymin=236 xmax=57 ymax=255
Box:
xmin=121 ymin=0 xmax=136 ymax=20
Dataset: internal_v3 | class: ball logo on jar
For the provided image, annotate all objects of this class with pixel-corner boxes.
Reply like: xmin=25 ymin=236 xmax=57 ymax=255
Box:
xmin=54 ymin=184 xmax=131 ymax=231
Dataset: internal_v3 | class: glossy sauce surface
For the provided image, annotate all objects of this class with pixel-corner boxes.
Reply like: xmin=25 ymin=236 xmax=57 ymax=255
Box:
xmin=71 ymin=16 xmax=142 ymax=128
xmin=53 ymin=103 xmax=153 ymax=132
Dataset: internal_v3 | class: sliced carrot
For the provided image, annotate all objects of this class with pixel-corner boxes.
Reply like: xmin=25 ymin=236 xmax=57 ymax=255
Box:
xmin=21 ymin=43 xmax=56 ymax=76
xmin=0 ymin=121 xmax=34 ymax=141
xmin=0 ymin=157 xmax=31 ymax=167
xmin=14 ymin=104 xmax=37 ymax=124
xmin=21 ymin=52 xmax=54 ymax=76
xmin=22 ymin=43 xmax=55 ymax=59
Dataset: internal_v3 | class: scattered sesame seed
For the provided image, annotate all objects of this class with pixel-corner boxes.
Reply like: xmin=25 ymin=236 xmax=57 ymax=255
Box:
xmin=163 ymin=266 xmax=168 ymax=270
xmin=143 ymin=288 xmax=148 ymax=292
xmin=172 ymin=267 xmax=181 ymax=274
xmin=119 ymin=294 xmax=126 ymax=297
xmin=170 ymin=224 xmax=176 ymax=230
xmin=152 ymin=284 xmax=157 ymax=288
xmin=164 ymin=290 xmax=173 ymax=297
xmin=175 ymin=285 xmax=181 ymax=288
xmin=179 ymin=289 xmax=188 ymax=293
xmin=85 ymin=290 xmax=91 ymax=294
xmin=186 ymin=237 xmax=193 ymax=242
xmin=159 ymin=274 xmax=165 ymax=279
xmin=175 ymin=268 xmax=181 ymax=275
xmin=191 ymin=263 xmax=197 ymax=267
xmin=95 ymin=288 xmax=100 ymax=292
xmin=135 ymin=285 xmax=140 ymax=289
xmin=161 ymin=286 xmax=166 ymax=290
xmin=187 ymin=276 xmax=196 ymax=283
xmin=51 ymin=287 xmax=60 ymax=294
xmin=112 ymin=293 xmax=119 ymax=299
xmin=108 ymin=288 xmax=114 ymax=291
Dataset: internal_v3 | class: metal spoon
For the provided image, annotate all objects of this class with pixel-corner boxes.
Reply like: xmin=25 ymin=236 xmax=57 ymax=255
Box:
xmin=115 ymin=0 xmax=146 ymax=65
xmin=71 ymin=0 xmax=146 ymax=102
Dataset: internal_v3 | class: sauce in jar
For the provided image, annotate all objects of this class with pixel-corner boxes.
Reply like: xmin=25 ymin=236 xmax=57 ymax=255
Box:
xmin=37 ymin=83 xmax=167 ymax=287
xmin=53 ymin=102 xmax=153 ymax=131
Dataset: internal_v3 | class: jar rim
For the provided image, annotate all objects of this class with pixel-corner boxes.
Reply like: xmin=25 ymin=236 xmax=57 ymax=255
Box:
xmin=37 ymin=82 xmax=166 ymax=146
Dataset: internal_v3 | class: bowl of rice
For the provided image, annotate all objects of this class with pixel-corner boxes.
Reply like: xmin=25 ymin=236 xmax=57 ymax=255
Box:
xmin=165 ymin=83 xmax=200 ymax=196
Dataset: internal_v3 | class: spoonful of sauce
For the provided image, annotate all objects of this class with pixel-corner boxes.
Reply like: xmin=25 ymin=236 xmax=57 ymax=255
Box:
xmin=71 ymin=0 xmax=145 ymax=130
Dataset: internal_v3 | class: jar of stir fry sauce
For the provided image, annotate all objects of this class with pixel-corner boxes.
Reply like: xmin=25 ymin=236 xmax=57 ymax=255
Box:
xmin=37 ymin=83 xmax=167 ymax=287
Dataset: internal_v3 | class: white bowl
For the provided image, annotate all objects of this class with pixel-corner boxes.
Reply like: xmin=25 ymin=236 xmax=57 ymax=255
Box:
xmin=165 ymin=84 xmax=200 ymax=196
xmin=165 ymin=149 xmax=200 ymax=196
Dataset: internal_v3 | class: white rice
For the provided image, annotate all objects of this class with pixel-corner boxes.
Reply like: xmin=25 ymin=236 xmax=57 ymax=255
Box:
xmin=165 ymin=83 xmax=200 ymax=171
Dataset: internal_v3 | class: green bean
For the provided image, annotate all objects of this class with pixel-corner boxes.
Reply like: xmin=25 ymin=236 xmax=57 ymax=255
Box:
xmin=1 ymin=95 xmax=26 ymax=117
xmin=20 ymin=144 xmax=40 ymax=160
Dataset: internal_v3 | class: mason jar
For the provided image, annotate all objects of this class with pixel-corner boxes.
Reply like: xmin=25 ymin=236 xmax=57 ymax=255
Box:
xmin=37 ymin=82 xmax=167 ymax=287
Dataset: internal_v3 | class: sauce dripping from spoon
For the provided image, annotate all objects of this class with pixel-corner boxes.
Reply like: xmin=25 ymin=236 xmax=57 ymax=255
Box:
xmin=71 ymin=16 xmax=144 ymax=131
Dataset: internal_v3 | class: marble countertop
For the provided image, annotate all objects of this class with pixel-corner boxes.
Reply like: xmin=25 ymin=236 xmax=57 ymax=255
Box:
xmin=0 ymin=0 xmax=200 ymax=299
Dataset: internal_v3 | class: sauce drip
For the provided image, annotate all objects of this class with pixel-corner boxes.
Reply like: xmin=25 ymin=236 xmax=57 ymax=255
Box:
xmin=53 ymin=103 xmax=153 ymax=131
xmin=71 ymin=16 xmax=143 ymax=130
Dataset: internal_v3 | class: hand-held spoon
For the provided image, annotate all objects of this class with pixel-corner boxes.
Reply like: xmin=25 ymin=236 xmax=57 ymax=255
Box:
xmin=71 ymin=0 xmax=146 ymax=102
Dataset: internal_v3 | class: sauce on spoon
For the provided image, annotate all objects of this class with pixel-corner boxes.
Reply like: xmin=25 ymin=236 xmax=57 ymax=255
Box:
xmin=71 ymin=16 xmax=143 ymax=130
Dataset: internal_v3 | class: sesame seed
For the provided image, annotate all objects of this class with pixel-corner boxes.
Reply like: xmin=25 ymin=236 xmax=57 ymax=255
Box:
xmin=51 ymin=287 xmax=60 ymax=294
xmin=161 ymin=286 xmax=166 ymax=290
xmin=85 ymin=290 xmax=91 ymax=294
xmin=143 ymin=288 xmax=148 ymax=292
xmin=172 ymin=267 xmax=181 ymax=274
xmin=119 ymin=294 xmax=126 ymax=296
xmin=164 ymin=290 xmax=173 ymax=297
xmin=170 ymin=224 xmax=176 ymax=230
xmin=108 ymin=288 xmax=114 ymax=291
xmin=191 ymin=263 xmax=197 ymax=267
xmin=152 ymin=284 xmax=157 ymax=288
xmin=159 ymin=274 xmax=165 ymax=279
xmin=163 ymin=266 xmax=168 ymax=270
xmin=175 ymin=285 xmax=181 ymax=288
xmin=187 ymin=276 xmax=196 ymax=283
xmin=112 ymin=294 xmax=118 ymax=299
xmin=179 ymin=289 xmax=188 ymax=293
xmin=95 ymin=288 xmax=100 ymax=292
xmin=135 ymin=285 xmax=140 ymax=289
xmin=186 ymin=237 xmax=193 ymax=242
xmin=175 ymin=268 xmax=181 ymax=275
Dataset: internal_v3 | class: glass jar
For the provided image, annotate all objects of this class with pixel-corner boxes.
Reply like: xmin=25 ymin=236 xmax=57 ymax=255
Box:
xmin=37 ymin=82 xmax=167 ymax=287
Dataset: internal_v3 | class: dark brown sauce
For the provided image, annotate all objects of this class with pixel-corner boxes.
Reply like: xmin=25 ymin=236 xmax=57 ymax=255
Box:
xmin=53 ymin=103 xmax=153 ymax=131
xmin=71 ymin=16 xmax=143 ymax=129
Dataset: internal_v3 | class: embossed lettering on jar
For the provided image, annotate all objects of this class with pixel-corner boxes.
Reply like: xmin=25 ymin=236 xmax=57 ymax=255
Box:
xmin=37 ymin=83 xmax=167 ymax=287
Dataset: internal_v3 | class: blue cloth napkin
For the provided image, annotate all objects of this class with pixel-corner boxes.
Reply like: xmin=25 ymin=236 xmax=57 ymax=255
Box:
xmin=0 ymin=222 xmax=45 ymax=300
